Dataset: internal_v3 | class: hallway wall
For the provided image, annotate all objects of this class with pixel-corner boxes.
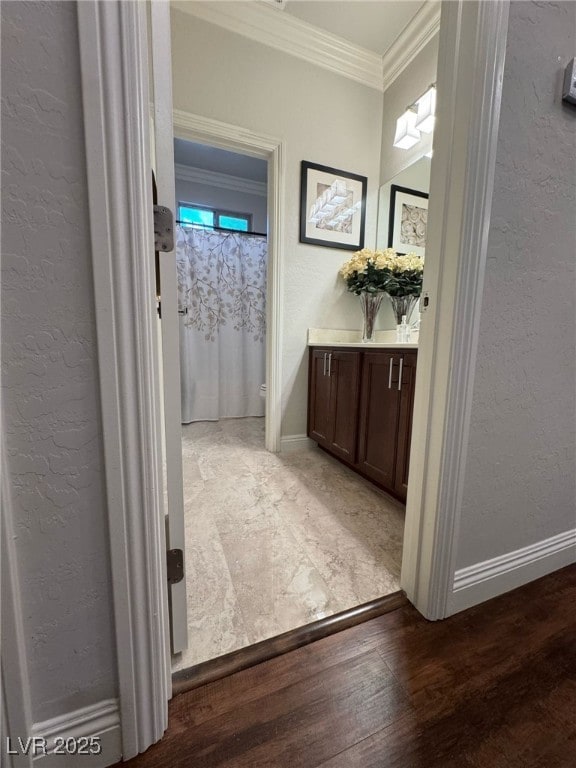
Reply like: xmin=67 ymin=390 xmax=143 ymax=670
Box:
xmin=1 ymin=1 xmax=116 ymax=723
xmin=455 ymin=0 xmax=576 ymax=571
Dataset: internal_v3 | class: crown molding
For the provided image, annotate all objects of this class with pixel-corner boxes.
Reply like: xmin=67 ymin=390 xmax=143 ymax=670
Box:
xmin=172 ymin=1 xmax=384 ymax=91
xmin=381 ymin=1 xmax=441 ymax=92
xmin=175 ymin=163 xmax=267 ymax=197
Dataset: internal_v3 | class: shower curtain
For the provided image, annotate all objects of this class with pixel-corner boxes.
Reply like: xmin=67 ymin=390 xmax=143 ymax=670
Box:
xmin=176 ymin=225 xmax=267 ymax=424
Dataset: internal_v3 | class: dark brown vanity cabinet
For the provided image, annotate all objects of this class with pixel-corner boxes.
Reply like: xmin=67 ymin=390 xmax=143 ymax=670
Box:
xmin=307 ymin=348 xmax=361 ymax=463
xmin=357 ymin=350 xmax=417 ymax=502
xmin=307 ymin=346 xmax=417 ymax=503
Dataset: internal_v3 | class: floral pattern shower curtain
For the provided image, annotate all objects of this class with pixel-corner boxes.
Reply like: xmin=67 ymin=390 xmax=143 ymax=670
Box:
xmin=176 ymin=225 xmax=267 ymax=423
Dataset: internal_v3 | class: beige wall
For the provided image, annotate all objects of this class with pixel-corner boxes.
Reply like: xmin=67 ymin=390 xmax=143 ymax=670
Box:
xmin=171 ymin=9 xmax=384 ymax=437
xmin=455 ymin=0 xmax=576 ymax=568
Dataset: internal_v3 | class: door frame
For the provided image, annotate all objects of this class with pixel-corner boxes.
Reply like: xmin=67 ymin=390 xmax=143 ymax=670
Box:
xmin=150 ymin=0 xmax=188 ymax=656
xmin=401 ymin=0 xmax=510 ymax=619
xmin=0 ymin=0 xmax=508 ymax=760
xmin=76 ymin=0 xmax=169 ymax=758
xmin=171 ymin=110 xmax=285 ymax=453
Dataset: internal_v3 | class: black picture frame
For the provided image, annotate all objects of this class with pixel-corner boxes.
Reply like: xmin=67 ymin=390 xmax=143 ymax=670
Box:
xmin=388 ymin=184 xmax=429 ymax=257
xmin=299 ymin=161 xmax=367 ymax=251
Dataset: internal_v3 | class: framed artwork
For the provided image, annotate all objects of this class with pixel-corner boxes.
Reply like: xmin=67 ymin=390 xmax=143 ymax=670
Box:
xmin=388 ymin=184 xmax=429 ymax=258
xmin=299 ymin=161 xmax=367 ymax=251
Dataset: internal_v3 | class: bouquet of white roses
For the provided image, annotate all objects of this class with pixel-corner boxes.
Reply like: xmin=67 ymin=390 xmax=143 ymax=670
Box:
xmin=339 ymin=248 xmax=424 ymax=296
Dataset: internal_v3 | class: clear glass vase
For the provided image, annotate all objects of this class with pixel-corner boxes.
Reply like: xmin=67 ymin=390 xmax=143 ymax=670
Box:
xmin=359 ymin=292 xmax=384 ymax=343
xmin=387 ymin=294 xmax=419 ymax=325
xmin=388 ymin=295 xmax=419 ymax=341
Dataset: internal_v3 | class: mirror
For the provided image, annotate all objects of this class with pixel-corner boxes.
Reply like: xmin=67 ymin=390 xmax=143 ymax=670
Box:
xmin=375 ymin=155 xmax=431 ymax=329
xmin=376 ymin=155 xmax=431 ymax=251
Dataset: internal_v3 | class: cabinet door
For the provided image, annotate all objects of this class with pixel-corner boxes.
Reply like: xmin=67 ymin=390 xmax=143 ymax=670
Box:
xmin=307 ymin=348 xmax=332 ymax=446
xmin=328 ymin=350 xmax=361 ymax=462
xmin=357 ymin=351 xmax=402 ymax=489
xmin=394 ymin=352 xmax=417 ymax=502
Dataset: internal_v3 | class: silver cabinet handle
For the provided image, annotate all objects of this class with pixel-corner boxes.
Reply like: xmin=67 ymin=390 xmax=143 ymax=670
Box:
xmin=388 ymin=357 xmax=393 ymax=389
xmin=328 ymin=353 xmax=332 ymax=377
xmin=398 ymin=357 xmax=403 ymax=390
xmin=323 ymin=352 xmax=327 ymax=376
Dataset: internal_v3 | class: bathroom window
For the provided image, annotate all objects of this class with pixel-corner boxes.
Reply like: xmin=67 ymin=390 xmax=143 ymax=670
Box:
xmin=178 ymin=203 xmax=251 ymax=233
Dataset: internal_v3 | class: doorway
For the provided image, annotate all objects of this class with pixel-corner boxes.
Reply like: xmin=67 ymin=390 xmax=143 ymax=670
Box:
xmin=174 ymin=139 xmax=269 ymax=431
xmin=170 ymin=130 xmax=410 ymax=674
xmin=75 ymin=0 xmax=509 ymax=759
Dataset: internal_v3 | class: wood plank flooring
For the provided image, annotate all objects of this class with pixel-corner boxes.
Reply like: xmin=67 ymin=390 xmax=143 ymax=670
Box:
xmin=119 ymin=565 xmax=576 ymax=768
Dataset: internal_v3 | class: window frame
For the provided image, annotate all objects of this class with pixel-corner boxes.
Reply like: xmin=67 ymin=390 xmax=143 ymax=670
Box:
xmin=177 ymin=201 xmax=253 ymax=233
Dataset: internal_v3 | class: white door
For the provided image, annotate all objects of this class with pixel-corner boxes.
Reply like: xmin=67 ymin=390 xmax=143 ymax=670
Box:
xmin=149 ymin=0 xmax=188 ymax=655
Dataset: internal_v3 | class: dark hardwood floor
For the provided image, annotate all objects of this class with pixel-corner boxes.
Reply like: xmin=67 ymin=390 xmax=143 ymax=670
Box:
xmin=119 ymin=565 xmax=576 ymax=767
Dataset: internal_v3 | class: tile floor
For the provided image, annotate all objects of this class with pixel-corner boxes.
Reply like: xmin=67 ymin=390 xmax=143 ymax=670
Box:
xmin=172 ymin=417 xmax=405 ymax=672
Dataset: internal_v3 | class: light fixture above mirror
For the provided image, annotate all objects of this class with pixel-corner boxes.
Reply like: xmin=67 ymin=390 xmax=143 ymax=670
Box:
xmin=393 ymin=108 xmax=421 ymax=149
xmin=415 ymin=85 xmax=436 ymax=133
xmin=393 ymin=83 xmax=436 ymax=150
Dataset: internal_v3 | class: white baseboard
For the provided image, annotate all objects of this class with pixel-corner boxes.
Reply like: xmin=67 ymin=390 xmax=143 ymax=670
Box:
xmin=30 ymin=699 xmax=121 ymax=767
xmin=280 ymin=434 xmax=314 ymax=453
xmin=449 ymin=528 xmax=576 ymax=614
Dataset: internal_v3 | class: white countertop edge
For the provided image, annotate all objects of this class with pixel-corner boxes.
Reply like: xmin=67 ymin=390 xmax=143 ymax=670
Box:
xmin=307 ymin=327 xmax=418 ymax=349
xmin=308 ymin=341 xmax=418 ymax=349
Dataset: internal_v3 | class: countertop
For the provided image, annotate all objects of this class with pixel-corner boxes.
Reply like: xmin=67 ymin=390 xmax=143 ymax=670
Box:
xmin=307 ymin=328 xmax=418 ymax=349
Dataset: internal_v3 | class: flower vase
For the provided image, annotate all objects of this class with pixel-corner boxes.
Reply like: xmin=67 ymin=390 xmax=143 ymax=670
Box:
xmin=387 ymin=295 xmax=419 ymax=342
xmin=359 ymin=292 xmax=384 ymax=343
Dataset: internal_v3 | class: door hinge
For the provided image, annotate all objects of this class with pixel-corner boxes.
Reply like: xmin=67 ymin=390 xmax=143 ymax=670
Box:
xmin=166 ymin=548 xmax=184 ymax=584
xmin=154 ymin=205 xmax=174 ymax=252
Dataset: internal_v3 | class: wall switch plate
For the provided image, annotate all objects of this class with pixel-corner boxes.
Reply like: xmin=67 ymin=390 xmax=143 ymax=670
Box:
xmin=562 ymin=58 xmax=576 ymax=106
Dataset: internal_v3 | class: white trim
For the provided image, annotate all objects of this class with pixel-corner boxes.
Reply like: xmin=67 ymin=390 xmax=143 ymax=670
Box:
xmin=381 ymin=1 xmax=441 ymax=92
xmin=400 ymin=0 xmax=511 ymax=619
xmin=450 ymin=530 xmax=576 ymax=613
xmin=172 ymin=0 xmax=383 ymax=91
xmin=172 ymin=110 xmax=284 ymax=454
xmin=1 ymin=447 xmax=33 ymax=768
xmin=279 ymin=434 xmax=314 ymax=453
xmin=150 ymin=0 xmax=188 ymax=658
xmin=77 ymin=0 xmax=168 ymax=759
xmin=31 ymin=700 xmax=121 ymax=766
xmin=175 ymin=163 xmax=267 ymax=198
xmin=172 ymin=0 xmax=441 ymax=94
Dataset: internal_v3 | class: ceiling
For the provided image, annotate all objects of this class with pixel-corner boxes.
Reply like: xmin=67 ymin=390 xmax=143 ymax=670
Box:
xmin=280 ymin=0 xmax=427 ymax=56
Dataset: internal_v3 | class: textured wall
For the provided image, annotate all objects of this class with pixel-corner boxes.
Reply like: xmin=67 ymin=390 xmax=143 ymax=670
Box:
xmin=1 ymin=1 xmax=116 ymax=721
xmin=455 ymin=0 xmax=576 ymax=568
xmin=171 ymin=9 xmax=384 ymax=437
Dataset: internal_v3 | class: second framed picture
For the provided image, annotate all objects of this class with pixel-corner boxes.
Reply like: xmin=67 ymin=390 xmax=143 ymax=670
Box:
xmin=299 ymin=161 xmax=367 ymax=251
xmin=388 ymin=184 xmax=429 ymax=258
